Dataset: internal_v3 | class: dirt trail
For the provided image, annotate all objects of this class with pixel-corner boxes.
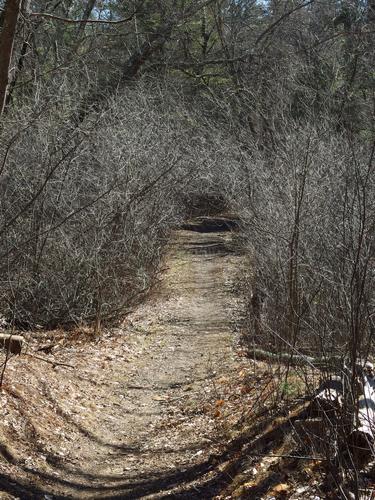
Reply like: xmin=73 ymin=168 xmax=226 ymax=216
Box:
xmin=0 ymin=219 xmax=248 ymax=499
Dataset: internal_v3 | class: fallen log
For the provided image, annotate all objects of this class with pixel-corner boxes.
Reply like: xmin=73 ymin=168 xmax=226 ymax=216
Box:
xmin=300 ymin=365 xmax=375 ymax=460
xmin=249 ymin=346 xmax=375 ymax=460
xmin=348 ymin=369 xmax=375 ymax=458
xmin=248 ymin=348 xmax=342 ymax=370
xmin=0 ymin=334 xmax=23 ymax=355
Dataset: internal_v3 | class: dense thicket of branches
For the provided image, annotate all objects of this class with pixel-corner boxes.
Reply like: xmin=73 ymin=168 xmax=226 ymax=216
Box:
xmin=0 ymin=0 xmax=374 ymax=338
xmin=0 ymin=0 xmax=374 ymax=349
xmin=0 ymin=0 xmax=374 ymax=489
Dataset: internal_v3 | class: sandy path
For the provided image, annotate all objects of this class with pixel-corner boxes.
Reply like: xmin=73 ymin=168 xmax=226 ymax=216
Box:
xmin=0 ymin=221 xmax=246 ymax=499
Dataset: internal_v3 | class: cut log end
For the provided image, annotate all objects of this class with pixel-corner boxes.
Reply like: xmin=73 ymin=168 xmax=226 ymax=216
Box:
xmin=0 ymin=334 xmax=23 ymax=355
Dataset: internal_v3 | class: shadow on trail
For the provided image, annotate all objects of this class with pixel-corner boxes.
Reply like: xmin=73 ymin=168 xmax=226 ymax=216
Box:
xmin=0 ymin=403 xmax=298 ymax=499
xmin=0 ymin=456 xmax=220 ymax=499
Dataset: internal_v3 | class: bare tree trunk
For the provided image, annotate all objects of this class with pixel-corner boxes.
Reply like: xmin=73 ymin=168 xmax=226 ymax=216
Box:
xmin=5 ymin=0 xmax=31 ymax=108
xmin=74 ymin=0 xmax=96 ymax=50
xmin=369 ymin=0 xmax=375 ymax=22
xmin=121 ymin=22 xmax=173 ymax=82
xmin=0 ymin=0 xmax=21 ymax=118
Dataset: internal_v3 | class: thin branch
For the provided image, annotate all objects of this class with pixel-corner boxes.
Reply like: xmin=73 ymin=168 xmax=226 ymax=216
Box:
xmin=30 ymin=11 xmax=136 ymax=25
xmin=25 ymin=353 xmax=74 ymax=368
xmin=172 ymin=54 xmax=256 ymax=69
xmin=255 ymin=0 xmax=315 ymax=47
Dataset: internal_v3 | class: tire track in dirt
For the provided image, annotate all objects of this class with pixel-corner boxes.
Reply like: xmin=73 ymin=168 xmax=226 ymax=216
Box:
xmin=0 ymin=218 xmax=246 ymax=499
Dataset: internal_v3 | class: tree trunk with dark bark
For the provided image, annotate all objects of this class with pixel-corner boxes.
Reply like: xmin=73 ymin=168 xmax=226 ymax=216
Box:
xmin=369 ymin=0 xmax=375 ymax=22
xmin=0 ymin=0 xmax=21 ymax=118
xmin=74 ymin=0 xmax=97 ymax=49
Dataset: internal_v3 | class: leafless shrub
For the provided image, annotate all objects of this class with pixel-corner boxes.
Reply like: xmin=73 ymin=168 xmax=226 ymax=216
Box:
xmin=222 ymin=116 xmax=375 ymax=491
xmin=0 ymin=80 xmax=250 ymax=329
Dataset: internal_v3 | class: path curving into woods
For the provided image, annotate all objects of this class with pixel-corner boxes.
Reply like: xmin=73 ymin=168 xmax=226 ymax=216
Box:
xmin=0 ymin=216 xmax=248 ymax=499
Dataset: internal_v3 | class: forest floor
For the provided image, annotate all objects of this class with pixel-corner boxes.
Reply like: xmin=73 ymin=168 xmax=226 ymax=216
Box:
xmin=0 ymin=218 xmax=325 ymax=499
